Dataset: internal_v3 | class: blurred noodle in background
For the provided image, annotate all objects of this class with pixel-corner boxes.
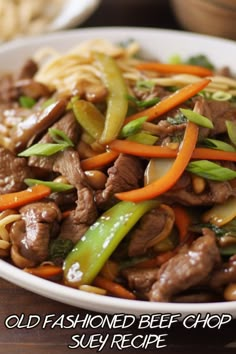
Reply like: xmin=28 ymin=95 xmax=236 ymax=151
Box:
xmin=0 ymin=0 xmax=64 ymax=41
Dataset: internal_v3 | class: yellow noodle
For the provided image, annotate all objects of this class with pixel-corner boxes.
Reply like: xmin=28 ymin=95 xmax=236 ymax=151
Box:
xmin=0 ymin=214 xmax=21 ymax=241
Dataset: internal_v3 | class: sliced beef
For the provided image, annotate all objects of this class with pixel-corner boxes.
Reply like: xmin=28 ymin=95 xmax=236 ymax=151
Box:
xmin=128 ymin=204 xmax=175 ymax=257
xmin=53 ymin=149 xmax=98 ymax=242
xmin=10 ymin=99 xmax=66 ymax=152
xmin=194 ymin=97 xmax=236 ymax=137
xmin=28 ymin=112 xmax=80 ymax=171
xmin=164 ymin=172 xmax=236 ymax=206
xmin=0 ymin=146 xmax=32 ymax=194
xmin=0 ymin=74 xmax=18 ymax=103
xmin=16 ymin=59 xmax=38 ymax=80
xmin=96 ymin=154 xmax=144 ymax=210
xmin=9 ymin=201 xmax=61 ymax=267
xmin=149 ymin=229 xmax=221 ymax=302
xmin=122 ymin=268 xmax=159 ymax=295
xmin=15 ymin=79 xmax=50 ymax=99
xmin=209 ymin=255 xmax=236 ymax=290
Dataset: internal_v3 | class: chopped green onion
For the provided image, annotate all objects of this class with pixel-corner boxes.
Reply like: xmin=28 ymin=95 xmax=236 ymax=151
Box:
xmin=120 ymin=116 xmax=147 ymax=138
xmin=187 ymin=160 xmax=236 ymax=181
xmin=49 ymin=239 xmax=74 ymax=262
xmin=18 ymin=143 xmax=69 ymax=157
xmin=66 ymin=95 xmax=79 ymax=110
xmin=24 ymin=178 xmax=74 ymax=192
xmin=127 ymin=94 xmax=160 ymax=108
xmin=226 ymin=120 xmax=236 ymax=146
xmin=167 ymin=112 xmax=187 ymax=125
xmin=211 ymin=91 xmax=232 ymax=101
xmin=180 ymin=108 xmax=214 ymax=129
xmin=41 ymin=98 xmax=56 ymax=109
xmin=136 ymin=80 xmax=155 ymax=91
xmin=19 ymin=96 xmax=36 ymax=108
xmin=185 ymin=54 xmax=214 ymax=70
xmin=127 ymin=132 xmax=158 ymax=145
xmin=202 ymin=138 xmax=236 ymax=152
xmin=168 ymin=54 xmax=182 ymax=64
xmin=48 ymin=128 xmax=74 ymax=147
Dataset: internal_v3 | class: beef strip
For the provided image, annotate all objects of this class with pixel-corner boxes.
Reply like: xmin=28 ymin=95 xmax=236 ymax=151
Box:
xmin=148 ymin=229 xmax=221 ymax=302
xmin=128 ymin=205 xmax=175 ymax=257
xmin=209 ymin=255 xmax=236 ymax=289
xmin=9 ymin=201 xmax=61 ymax=266
xmin=96 ymin=154 xmax=144 ymax=210
xmin=0 ymin=146 xmax=32 ymax=194
xmin=53 ymin=149 xmax=98 ymax=243
xmin=163 ymin=171 xmax=236 ymax=206
xmin=16 ymin=59 xmax=38 ymax=80
xmin=194 ymin=97 xmax=236 ymax=137
xmin=10 ymin=99 xmax=66 ymax=152
xmin=122 ymin=268 xmax=159 ymax=295
xmin=28 ymin=112 xmax=80 ymax=171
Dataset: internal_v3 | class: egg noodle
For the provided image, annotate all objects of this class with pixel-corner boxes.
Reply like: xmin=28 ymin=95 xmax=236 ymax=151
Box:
xmin=0 ymin=0 xmax=64 ymax=41
xmin=34 ymin=39 xmax=236 ymax=97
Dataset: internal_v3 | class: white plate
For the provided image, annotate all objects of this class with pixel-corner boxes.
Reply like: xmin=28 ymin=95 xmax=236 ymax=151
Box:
xmin=0 ymin=27 xmax=236 ymax=317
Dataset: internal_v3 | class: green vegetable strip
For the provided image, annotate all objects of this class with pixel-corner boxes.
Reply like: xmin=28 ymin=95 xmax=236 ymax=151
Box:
xmin=202 ymin=138 xmax=236 ymax=152
xmin=180 ymin=108 xmax=214 ymax=129
xmin=48 ymin=128 xmax=74 ymax=146
xmin=120 ymin=116 xmax=147 ymax=138
xmin=226 ymin=120 xmax=236 ymax=147
xmin=24 ymin=178 xmax=74 ymax=192
xmin=63 ymin=200 xmax=159 ymax=287
xmin=127 ymin=132 xmax=158 ymax=145
xmin=18 ymin=143 xmax=70 ymax=157
xmin=72 ymin=100 xmax=105 ymax=140
xmin=19 ymin=96 xmax=36 ymax=108
xmin=187 ymin=160 xmax=236 ymax=181
xmin=95 ymin=52 xmax=128 ymax=144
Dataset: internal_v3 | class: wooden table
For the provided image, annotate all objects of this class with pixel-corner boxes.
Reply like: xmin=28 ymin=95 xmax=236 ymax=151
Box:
xmin=1 ymin=1 xmax=236 ymax=353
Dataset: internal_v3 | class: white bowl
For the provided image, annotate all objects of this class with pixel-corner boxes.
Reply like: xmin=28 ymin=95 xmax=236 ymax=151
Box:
xmin=48 ymin=0 xmax=101 ymax=31
xmin=0 ymin=27 xmax=236 ymax=318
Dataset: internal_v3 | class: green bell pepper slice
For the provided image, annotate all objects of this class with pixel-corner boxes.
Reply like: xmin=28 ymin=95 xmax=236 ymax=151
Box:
xmin=72 ymin=100 xmax=105 ymax=141
xmin=63 ymin=199 xmax=159 ymax=287
xmin=94 ymin=52 xmax=128 ymax=145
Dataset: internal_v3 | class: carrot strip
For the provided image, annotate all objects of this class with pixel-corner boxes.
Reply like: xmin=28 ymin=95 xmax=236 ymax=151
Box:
xmin=135 ymin=251 xmax=175 ymax=269
xmin=61 ymin=210 xmax=73 ymax=219
xmin=0 ymin=185 xmax=51 ymax=211
xmin=94 ymin=276 xmax=136 ymax=300
xmin=136 ymin=62 xmax=213 ymax=77
xmin=109 ymin=140 xmax=236 ymax=162
xmin=172 ymin=205 xmax=191 ymax=242
xmin=192 ymin=147 xmax=236 ymax=162
xmin=124 ymin=78 xmax=211 ymax=123
xmin=115 ymin=121 xmax=199 ymax=202
xmin=80 ymin=151 xmax=119 ymax=170
xmin=24 ymin=264 xmax=63 ymax=280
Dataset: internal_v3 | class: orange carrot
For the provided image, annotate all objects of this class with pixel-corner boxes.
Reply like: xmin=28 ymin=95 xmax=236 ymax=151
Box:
xmin=109 ymin=140 xmax=236 ymax=162
xmin=0 ymin=185 xmax=51 ymax=211
xmin=24 ymin=264 xmax=63 ymax=280
xmin=115 ymin=121 xmax=199 ymax=202
xmin=124 ymin=78 xmax=211 ymax=123
xmin=135 ymin=250 xmax=175 ymax=269
xmin=61 ymin=210 xmax=73 ymax=219
xmin=94 ymin=276 xmax=136 ymax=300
xmin=109 ymin=139 xmax=177 ymax=158
xmin=80 ymin=151 xmax=119 ymax=170
xmin=192 ymin=147 xmax=236 ymax=162
xmin=136 ymin=62 xmax=213 ymax=77
xmin=172 ymin=205 xmax=191 ymax=242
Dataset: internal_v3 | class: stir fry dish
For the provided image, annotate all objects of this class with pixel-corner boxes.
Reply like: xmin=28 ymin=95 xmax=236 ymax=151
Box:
xmin=1 ymin=38 xmax=236 ymax=303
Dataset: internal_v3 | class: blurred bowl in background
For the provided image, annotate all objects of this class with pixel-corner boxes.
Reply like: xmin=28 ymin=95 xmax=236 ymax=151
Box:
xmin=49 ymin=0 xmax=101 ymax=32
xmin=171 ymin=0 xmax=236 ymax=40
